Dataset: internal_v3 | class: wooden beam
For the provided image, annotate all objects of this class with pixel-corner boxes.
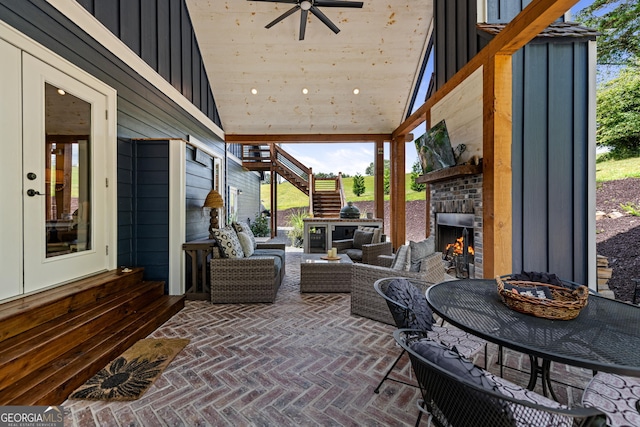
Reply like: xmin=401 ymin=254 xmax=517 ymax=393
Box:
xmin=389 ymin=136 xmax=406 ymax=249
xmin=374 ymin=140 xmax=384 ymax=226
xmin=483 ymin=54 xmax=513 ymax=278
xmin=490 ymin=0 xmax=580 ymax=55
xmin=226 ymin=134 xmax=392 ymax=143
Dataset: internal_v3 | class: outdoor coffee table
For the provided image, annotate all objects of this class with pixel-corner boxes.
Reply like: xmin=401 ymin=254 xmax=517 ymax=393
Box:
xmin=300 ymin=253 xmax=353 ymax=293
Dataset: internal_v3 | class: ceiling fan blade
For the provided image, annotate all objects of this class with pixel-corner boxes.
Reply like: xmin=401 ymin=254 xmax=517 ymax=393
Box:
xmin=310 ymin=6 xmax=340 ymax=34
xmin=250 ymin=0 xmax=298 ymax=3
xmin=265 ymin=5 xmax=300 ymax=29
xmin=314 ymin=1 xmax=363 ymax=7
xmin=299 ymin=9 xmax=308 ymax=40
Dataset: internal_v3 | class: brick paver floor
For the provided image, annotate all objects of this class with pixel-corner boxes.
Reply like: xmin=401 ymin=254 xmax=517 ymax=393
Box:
xmin=62 ymin=250 xmax=594 ymax=426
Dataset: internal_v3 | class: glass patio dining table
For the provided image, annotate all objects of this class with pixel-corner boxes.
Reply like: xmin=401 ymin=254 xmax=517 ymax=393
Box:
xmin=426 ymin=279 xmax=640 ymax=400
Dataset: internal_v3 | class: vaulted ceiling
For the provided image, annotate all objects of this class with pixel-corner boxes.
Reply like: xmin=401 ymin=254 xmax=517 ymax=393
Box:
xmin=186 ymin=0 xmax=434 ymax=136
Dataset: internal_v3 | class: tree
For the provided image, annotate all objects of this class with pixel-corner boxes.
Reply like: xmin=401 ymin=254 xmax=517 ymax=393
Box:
xmin=352 ymin=173 xmax=366 ymax=196
xmin=577 ymin=0 xmax=640 ymax=67
xmin=383 ymin=168 xmax=390 ymax=195
xmin=596 ymin=64 xmax=640 ymax=158
xmin=315 ymin=172 xmax=336 ymax=179
xmin=410 ymin=160 xmax=426 ymax=192
xmin=365 ymin=160 xmax=391 ymax=175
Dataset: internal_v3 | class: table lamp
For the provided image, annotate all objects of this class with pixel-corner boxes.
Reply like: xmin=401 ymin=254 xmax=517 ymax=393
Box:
xmin=203 ymin=189 xmax=224 ymax=237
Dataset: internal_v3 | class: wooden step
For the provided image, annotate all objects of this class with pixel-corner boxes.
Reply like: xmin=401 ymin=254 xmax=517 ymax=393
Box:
xmin=3 ymin=295 xmax=184 ymax=405
xmin=0 ymin=268 xmax=185 ymax=406
xmin=0 ymin=268 xmax=145 ymax=342
xmin=0 ymin=280 xmax=164 ymax=390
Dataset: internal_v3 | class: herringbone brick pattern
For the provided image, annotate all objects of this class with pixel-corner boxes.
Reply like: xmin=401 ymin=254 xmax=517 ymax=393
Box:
xmin=62 ymin=251 xmax=593 ymax=426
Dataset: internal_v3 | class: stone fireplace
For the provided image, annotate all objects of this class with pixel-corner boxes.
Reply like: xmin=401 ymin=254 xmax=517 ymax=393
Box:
xmin=426 ymin=168 xmax=483 ymax=278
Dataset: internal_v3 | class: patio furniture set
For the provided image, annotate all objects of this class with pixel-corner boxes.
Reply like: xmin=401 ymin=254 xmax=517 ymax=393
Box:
xmin=369 ymin=275 xmax=640 ymax=426
xmin=202 ymin=223 xmax=639 ymax=426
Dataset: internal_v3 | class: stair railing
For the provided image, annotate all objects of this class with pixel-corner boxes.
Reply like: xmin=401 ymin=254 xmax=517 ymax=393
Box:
xmin=337 ymin=172 xmax=346 ymax=207
xmin=273 ymin=145 xmax=311 ymax=194
xmin=241 ymin=144 xmax=271 ymax=167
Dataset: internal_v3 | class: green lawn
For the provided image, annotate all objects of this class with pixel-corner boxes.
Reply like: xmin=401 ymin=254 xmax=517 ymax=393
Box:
xmin=261 ymin=174 xmax=425 ymax=210
xmin=261 ymin=156 xmax=640 ymax=211
xmin=596 ymin=155 xmax=640 ymax=182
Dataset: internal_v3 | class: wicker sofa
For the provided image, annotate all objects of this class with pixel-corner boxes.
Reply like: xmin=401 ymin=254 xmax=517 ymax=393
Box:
xmin=350 ymin=251 xmax=444 ymax=324
xmin=210 ymin=242 xmax=286 ymax=304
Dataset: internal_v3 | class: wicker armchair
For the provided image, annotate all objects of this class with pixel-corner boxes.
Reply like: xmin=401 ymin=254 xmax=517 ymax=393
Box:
xmin=351 ymin=252 xmax=444 ymax=325
xmin=332 ymin=239 xmax=392 ymax=265
xmin=210 ymin=242 xmax=286 ymax=304
xmin=394 ymin=329 xmax=606 ymax=427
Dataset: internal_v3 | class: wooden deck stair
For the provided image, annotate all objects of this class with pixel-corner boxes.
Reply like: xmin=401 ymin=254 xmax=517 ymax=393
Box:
xmin=0 ymin=268 xmax=184 ymax=405
xmin=313 ymin=191 xmax=342 ymax=218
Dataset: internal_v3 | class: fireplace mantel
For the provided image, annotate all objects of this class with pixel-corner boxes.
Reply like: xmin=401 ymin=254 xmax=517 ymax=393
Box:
xmin=416 ymin=164 xmax=483 ymax=185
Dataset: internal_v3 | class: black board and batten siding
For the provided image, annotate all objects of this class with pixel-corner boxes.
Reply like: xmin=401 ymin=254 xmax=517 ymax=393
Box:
xmin=511 ymin=42 xmax=590 ymax=283
xmin=0 ymin=1 xmax=259 ymax=288
xmin=431 ymin=0 xmax=594 ymax=283
xmin=75 ymin=0 xmax=220 ymax=125
xmin=486 ymin=0 xmax=540 ymax=24
xmin=433 ymin=0 xmax=478 ymax=89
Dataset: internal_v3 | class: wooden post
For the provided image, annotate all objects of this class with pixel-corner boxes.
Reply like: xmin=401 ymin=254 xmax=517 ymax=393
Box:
xmin=374 ymin=139 xmax=385 ymax=226
xmin=270 ymin=143 xmax=277 ymax=239
xmin=424 ymin=113 xmax=431 ymax=238
xmin=389 ymin=136 xmax=406 ymax=249
xmin=483 ymin=54 xmax=513 ymax=278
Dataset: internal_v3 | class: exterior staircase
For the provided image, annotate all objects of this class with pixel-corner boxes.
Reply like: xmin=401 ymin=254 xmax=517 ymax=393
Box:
xmin=0 ymin=268 xmax=184 ymax=405
xmin=240 ymin=143 xmax=345 ymax=217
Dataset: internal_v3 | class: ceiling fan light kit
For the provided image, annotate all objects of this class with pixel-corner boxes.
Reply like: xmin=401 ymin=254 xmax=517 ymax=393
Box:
xmin=252 ymin=0 xmax=364 ymax=40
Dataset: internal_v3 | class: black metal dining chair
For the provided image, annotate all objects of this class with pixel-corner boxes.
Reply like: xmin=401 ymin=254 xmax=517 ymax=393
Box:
xmin=394 ymin=328 xmax=607 ymax=427
xmin=373 ymin=277 xmax=486 ymax=393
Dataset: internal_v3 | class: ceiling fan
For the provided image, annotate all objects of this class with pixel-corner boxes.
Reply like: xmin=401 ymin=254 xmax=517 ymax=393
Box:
xmin=252 ymin=0 xmax=364 ymax=40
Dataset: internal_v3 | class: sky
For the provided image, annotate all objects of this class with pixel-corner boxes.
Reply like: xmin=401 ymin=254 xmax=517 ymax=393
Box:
xmin=281 ymin=0 xmax=594 ymax=176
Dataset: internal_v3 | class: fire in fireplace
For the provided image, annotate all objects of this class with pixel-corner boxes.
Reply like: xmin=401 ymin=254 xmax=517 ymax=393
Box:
xmin=436 ymin=213 xmax=475 ymax=278
xmin=443 ymin=228 xmax=474 ymax=278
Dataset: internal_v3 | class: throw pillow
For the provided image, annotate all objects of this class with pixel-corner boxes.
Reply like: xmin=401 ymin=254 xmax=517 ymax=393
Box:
xmin=390 ymin=245 xmax=411 ymax=271
xmin=211 ymin=226 xmax=245 ymax=259
xmin=232 ymin=221 xmax=257 ymax=249
xmin=385 ymin=278 xmax=434 ymax=330
xmin=352 ymin=230 xmax=374 ymax=249
xmin=237 ymin=231 xmax=255 ymax=257
xmin=409 ymin=338 xmax=515 ymax=427
xmin=409 ymin=236 xmax=435 ymax=272
xmin=359 ymin=226 xmax=382 ymax=244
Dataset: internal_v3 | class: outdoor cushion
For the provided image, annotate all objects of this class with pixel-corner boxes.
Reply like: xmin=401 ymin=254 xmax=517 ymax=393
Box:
xmin=253 ymin=248 xmax=285 ymax=262
xmin=390 ymin=244 xmax=411 ymax=271
xmin=345 ymin=248 xmax=363 ymax=262
xmin=232 ymin=221 xmax=257 ymax=249
xmin=410 ymin=338 xmax=515 ymax=427
xmin=359 ymin=226 xmax=382 ymax=244
xmin=211 ymin=226 xmax=245 ymax=259
xmin=352 ymin=230 xmax=374 ymax=249
xmin=237 ymin=231 xmax=255 ymax=257
xmin=409 ymin=237 xmax=435 ymax=272
xmin=385 ymin=278 xmax=434 ymax=330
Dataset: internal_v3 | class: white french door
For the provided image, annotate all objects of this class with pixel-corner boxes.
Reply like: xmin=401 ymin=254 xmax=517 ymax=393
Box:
xmin=21 ymin=53 xmax=112 ymax=293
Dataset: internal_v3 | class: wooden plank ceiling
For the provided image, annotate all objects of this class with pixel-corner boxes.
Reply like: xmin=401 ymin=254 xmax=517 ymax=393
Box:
xmin=186 ymin=0 xmax=433 ymax=136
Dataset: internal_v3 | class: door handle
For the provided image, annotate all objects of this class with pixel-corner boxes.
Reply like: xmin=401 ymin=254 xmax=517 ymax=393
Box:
xmin=27 ymin=189 xmax=45 ymax=197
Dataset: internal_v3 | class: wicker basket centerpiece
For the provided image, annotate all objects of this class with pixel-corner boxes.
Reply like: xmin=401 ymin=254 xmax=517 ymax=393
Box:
xmin=496 ymin=275 xmax=589 ymax=320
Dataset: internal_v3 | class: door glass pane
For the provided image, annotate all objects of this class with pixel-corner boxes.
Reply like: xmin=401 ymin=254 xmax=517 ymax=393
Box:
xmin=45 ymin=83 xmax=91 ymax=258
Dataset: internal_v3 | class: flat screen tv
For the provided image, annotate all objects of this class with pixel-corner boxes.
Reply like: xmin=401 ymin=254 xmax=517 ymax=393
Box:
xmin=414 ymin=119 xmax=456 ymax=174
